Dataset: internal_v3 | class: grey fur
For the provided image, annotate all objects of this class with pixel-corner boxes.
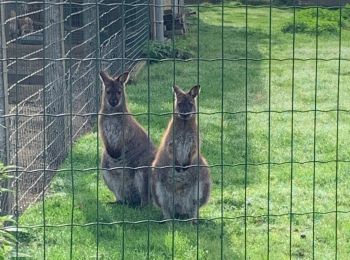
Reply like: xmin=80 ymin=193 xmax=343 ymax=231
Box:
xmin=152 ymin=85 xmax=212 ymax=220
xmin=99 ymin=71 xmax=156 ymax=207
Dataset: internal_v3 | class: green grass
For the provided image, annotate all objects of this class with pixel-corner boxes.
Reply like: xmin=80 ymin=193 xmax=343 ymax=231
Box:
xmin=19 ymin=3 xmax=350 ymax=259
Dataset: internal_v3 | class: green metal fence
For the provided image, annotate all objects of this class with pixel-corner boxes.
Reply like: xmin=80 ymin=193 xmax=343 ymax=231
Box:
xmin=1 ymin=0 xmax=350 ymax=259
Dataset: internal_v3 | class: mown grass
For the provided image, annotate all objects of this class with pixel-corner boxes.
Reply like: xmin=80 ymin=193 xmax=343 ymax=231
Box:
xmin=19 ymin=3 xmax=350 ymax=259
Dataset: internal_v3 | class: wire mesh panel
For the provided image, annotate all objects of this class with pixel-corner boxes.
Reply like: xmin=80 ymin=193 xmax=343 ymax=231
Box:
xmin=0 ymin=0 xmax=149 ymax=214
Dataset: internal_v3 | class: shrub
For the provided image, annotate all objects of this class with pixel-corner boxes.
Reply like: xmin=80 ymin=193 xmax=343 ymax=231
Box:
xmin=238 ymin=0 xmax=271 ymax=5
xmin=282 ymin=8 xmax=344 ymax=34
xmin=239 ymin=0 xmax=301 ymax=6
xmin=0 ymin=215 xmax=16 ymax=259
xmin=342 ymin=4 xmax=350 ymax=27
xmin=273 ymin=0 xmax=295 ymax=6
xmin=142 ymin=41 xmax=193 ymax=63
xmin=0 ymin=164 xmax=15 ymax=259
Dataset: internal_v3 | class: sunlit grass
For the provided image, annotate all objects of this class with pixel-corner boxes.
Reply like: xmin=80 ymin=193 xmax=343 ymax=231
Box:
xmin=19 ymin=3 xmax=350 ymax=259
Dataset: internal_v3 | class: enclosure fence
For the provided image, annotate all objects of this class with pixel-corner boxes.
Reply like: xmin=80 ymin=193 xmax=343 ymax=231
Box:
xmin=0 ymin=0 xmax=350 ymax=259
xmin=0 ymin=0 xmax=149 ymax=213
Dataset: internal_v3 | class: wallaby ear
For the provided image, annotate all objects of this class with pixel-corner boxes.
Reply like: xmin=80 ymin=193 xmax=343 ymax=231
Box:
xmin=117 ymin=71 xmax=130 ymax=85
xmin=173 ymin=85 xmax=182 ymax=96
xmin=99 ymin=71 xmax=112 ymax=85
xmin=189 ymin=85 xmax=200 ymax=98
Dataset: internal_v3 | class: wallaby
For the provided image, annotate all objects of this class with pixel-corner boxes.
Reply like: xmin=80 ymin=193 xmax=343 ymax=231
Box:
xmin=9 ymin=10 xmax=34 ymax=39
xmin=99 ymin=70 xmax=156 ymax=207
xmin=152 ymin=85 xmax=211 ymax=221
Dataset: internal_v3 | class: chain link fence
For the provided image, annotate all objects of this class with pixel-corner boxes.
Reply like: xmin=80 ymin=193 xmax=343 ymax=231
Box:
xmin=0 ymin=0 xmax=150 ymax=214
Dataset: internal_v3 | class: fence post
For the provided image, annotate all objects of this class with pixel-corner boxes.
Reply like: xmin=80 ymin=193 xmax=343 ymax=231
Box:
xmin=0 ymin=1 xmax=12 ymax=214
xmin=155 ymin=0 xmax=164 ymax=42
xmin=83 ymin=0 xmax=99 ymax=115
xmin=59 ymin=2 xmax=69 ymax=158
xmin=150 ymin=0 xmax=156 ymax=40
xmin=44 ymin=0 xmax=66 ymax=168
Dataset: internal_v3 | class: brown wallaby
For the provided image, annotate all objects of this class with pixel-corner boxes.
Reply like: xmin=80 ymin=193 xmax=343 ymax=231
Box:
xmin=152 ymin=85 xmax=211 ymax=221
xmin=99 ymin=70 xmax=156 ymax=207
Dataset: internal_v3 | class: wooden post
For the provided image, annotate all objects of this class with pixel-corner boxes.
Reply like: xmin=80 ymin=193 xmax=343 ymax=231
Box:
xmin=0 ymin=1 xmax=12 ymax=214
xmin=83 ymin=0 xmax=99 ymax=117
xmin=44 ymin=0 xmax=66 ymax=168
xmin=150 ymin=0 xmax=156 ymax=40
xmin=155 ymin=0 xmax=164 ymax=42
xmin=59 ymin=2 xmax=69 ymax=157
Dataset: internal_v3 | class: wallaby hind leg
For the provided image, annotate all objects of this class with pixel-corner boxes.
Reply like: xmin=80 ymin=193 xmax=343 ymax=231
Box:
xmin=160 ymin=195 xmax=173 ymax=220
xmin=102 ymin=169 xmax=124 ymax=203
xmin=135 ymin=169 xmax=150 ymax=207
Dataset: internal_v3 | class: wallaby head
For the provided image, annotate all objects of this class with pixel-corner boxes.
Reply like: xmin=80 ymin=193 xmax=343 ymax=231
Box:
xmin=173 ymin=85 xmax=200 ymax=120
xmin=100 ymin=71 xmax=130 ymax=109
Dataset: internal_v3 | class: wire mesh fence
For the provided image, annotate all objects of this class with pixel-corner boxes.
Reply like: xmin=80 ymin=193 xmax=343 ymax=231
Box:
xmin=0 ymin=0 xmax=149 ymax=214
xmin=1 ymin=0 xmax=350 ymax=259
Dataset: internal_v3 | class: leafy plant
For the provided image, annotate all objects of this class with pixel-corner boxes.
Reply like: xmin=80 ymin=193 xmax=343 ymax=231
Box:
xmin=282 ymin=8 xmax=344 ymax=34
xmin=0 ymin=215 xmax=16 ymax=259
xmin=272 ymin=0 xmax=295 ymax=6
xmin=239 ymin=0 xmax=300 ymax=6
xmin=142 ymin=41 xmax=193 ymax=63
xmin=342 ymin=4 xmax=350 ymax=27
xmin=0 ymin=164 xmax=13 ymax=195
xmin=0 ymin=164 xmax=15 ymax=259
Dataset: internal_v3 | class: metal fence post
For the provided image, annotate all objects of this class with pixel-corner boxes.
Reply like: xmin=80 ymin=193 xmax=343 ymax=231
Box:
xmin=150 ymin=0 xmax=156 ymax=40
xmin=0 ymin=1 xmax=11 ymax=214
xmin=155 ymin=0 xmax=164 ymax=42
xmin=44 ymin=0 xmax=66 ymax=168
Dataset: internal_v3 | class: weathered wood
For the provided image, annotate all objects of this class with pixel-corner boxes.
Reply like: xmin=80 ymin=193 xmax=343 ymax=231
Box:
xmin=82 ymin=0 xmax=99 ymax=119
xmin=163 ymin=9 xmax=186 ymax=34
xmin=44 ymin=0 xmax=66 ymax=168
xmin=150 ymin=0 xmax=156 ymax=40
xmin=8 ymin=73 xmax=43 ymax=86
xmin=8 ymin=84 xmax=42 ymax=104
xmin=0 ymin=1 xmax=12 ymax=214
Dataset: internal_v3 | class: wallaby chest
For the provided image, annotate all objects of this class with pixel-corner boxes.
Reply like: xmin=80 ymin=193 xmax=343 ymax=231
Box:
xmin=161 ymin=169 xmax=195 ymax=190
xmin=172 ymin=130 xmax=195 ymax=165
xmin=102 ymin=115 xmax=126 ymax=148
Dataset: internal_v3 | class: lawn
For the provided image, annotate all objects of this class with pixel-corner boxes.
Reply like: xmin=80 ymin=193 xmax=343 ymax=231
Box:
xmin=19 ymin=3 xmax=350 ymax=259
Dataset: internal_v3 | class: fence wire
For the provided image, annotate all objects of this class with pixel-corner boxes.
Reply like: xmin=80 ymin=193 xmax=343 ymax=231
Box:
xmin=0 ymin=0 xmax=349 ymax=259
xmin=0 ymin=0 xmax=149 ymax=214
